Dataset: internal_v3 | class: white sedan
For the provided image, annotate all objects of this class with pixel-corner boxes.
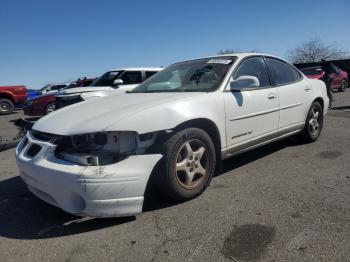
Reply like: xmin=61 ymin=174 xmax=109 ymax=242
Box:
xmin=16 ymin=53 xmax=328 ymax=217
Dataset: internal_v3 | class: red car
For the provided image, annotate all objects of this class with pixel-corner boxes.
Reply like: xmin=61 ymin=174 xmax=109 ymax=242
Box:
xmin=301 ymin=64 xmax=348 ymax=92
xmin=0 ymin=85 xmax=27 ymax=115
xmin=24 ymin=78 xmax=96 ymax=116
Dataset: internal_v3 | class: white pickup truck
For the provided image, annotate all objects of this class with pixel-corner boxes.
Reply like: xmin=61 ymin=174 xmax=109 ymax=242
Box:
xmin=55 ymin=67 xmax=162 ymax=109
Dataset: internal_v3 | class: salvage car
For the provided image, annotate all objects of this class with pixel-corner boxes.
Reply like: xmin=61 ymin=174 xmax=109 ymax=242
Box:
xmin=16 ymin=53 xmax=328 ymax=217
xmin=55 ymin=68 xmax=162 ymax=109
xmin=301 ymin=64 xmax=348 ymax=92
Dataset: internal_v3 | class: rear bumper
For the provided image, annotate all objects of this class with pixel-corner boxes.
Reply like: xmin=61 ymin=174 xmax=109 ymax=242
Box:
xmin=16 ymin=132 xmax=162 ymax=217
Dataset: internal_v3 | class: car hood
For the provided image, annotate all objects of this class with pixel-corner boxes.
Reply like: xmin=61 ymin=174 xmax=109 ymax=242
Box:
xmin=57 ymin=86 xmax=113 ymax=96
xmin=33 ymin=92 xmax=203 ymax=135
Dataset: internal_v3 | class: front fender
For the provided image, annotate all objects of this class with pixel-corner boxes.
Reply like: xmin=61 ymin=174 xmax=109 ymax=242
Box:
xmin=310 ymin=79 xmax=329 ymax=114
xmin=104 ymin=92 xmax=227 ymax=147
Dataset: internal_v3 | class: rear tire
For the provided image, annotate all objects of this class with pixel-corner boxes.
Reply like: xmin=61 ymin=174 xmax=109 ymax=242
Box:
xmin=0 ymin=98 xmax=15 ymax=115
xmin=156 ymin=128 xmax=216 ymax=201
xmin=299 ymin=101 xmax=323 ymax=143
xmin=339 ymin=80 xmax=347 ymax=92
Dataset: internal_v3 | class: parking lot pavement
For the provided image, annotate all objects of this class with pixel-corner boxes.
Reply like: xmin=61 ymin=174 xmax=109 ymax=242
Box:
xmin=0 ymin=110 xmax=24 ymax=138
xmin=0 ymin=92 xmax=350 ymax=262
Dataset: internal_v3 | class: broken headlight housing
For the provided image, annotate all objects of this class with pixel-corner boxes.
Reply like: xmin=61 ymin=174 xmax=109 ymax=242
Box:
xmin=55 ymin=131 xmax=157 ymax=166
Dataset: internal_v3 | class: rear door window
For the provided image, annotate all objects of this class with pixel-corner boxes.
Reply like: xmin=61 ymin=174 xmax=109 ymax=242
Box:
xmin=265 ymin=58 xmax=302 ymax=85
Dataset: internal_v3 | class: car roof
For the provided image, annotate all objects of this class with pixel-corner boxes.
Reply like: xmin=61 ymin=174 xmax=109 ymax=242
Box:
xmin=109 ymin=67 xmax=163 ymax=71
xmin=177 ymin=53 xmax=287 ymax=64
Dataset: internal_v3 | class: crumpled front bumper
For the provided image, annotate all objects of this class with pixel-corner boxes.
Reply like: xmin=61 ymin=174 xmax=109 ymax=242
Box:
xmin=15 ymin=132 xmax=162 ymax=217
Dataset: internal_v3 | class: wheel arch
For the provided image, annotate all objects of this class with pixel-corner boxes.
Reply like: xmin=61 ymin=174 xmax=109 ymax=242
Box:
xmin=313 ymin=97 xmax=325 ymax=113
xmin=0 ymin=92 xmax=15 ymax=103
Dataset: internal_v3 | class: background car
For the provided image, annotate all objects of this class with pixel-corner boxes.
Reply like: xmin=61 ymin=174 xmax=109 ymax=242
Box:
xmin=0 ymin=85 xmax=27 ymax=115
xmin=24 ymin=77 xmax=96 ymax=116
xmin=55 ymin=68 xmax=162 ymax=109
xmin=27 ymin=83 xmax=68 ymax=100
xmin=301 ymin=64 xmax=348 ymax=92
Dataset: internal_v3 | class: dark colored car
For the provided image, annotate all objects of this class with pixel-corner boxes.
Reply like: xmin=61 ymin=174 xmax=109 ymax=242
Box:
xmin=301 ymin=64 xmax=348 ymax=92
xmin=24 ymin=78 xmax=96 ymax=116
xmin=0 ymin=85 xmax=27 ymax=115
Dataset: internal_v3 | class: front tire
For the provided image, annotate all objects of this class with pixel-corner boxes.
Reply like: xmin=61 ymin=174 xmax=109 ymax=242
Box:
xmin=45 ymin=102 xmax=55 ymax=115
xmin=0 ymin=98 xmax=15 ymax=115
xmin=299 ymin=101 xmax=323 ymax=142
xmin=157 ymin=128 xmax=216 ymax=201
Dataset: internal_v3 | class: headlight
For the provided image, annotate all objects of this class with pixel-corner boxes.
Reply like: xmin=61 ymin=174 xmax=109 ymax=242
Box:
xmin=55 ymin=131 xmax=157 ymax=166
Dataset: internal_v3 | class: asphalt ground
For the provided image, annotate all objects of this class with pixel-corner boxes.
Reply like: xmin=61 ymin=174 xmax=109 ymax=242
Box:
xmin=0 ymin=91 xmax=349 ymax=262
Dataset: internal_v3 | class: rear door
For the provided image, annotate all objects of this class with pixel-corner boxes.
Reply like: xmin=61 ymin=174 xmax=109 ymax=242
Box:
xmin=224 ymin=56 xmax=279 ymax=147
xmin=265 ymin=57 xmax=312 ymax=130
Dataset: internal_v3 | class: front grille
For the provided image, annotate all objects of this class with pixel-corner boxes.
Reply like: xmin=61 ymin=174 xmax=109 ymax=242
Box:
xmin=55 ymin=95 xmax=83 ymax=110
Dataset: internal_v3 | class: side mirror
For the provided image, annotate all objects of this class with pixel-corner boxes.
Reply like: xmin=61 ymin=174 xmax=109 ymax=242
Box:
xmin=229 ymin=76 xmax=260 ymax=91
xmin=113 ymin=79 xmax=124 ymax=86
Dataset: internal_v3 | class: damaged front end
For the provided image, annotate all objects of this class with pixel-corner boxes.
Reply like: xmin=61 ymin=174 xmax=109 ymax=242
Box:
xmin=30 ymin=129 xmax=160 ymax=166
xmin=16 ymin=129 xmax=165 ymax=217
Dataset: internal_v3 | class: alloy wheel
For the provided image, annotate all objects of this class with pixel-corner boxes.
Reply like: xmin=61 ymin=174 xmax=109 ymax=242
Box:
xmin=341 ymin=81 xmax=347 ymax=91
xmin=0 ymin=101 xmax=10 ymax=113
xmin=175 ymin=139 xmax=208 ymax=190
xmin=46 ymin=104 xmax=55 ymax=114
xmin=308 ymin=107 xmax=320 ymax=136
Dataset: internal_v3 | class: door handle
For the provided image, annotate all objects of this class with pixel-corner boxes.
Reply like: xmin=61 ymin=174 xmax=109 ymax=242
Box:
xmin=304 ymin=87 xmax=311 ymax=91
xmin=267 ymin=93 xmax=276 ymax=99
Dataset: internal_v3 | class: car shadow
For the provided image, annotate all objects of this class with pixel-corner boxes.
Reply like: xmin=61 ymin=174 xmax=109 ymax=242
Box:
xmin=331 ymin=106 xmax=350 ymax=111
xmin=220 ymin=137 xmax=302 ymax=175
xmin=143 ymin=137 xmax=303 ymax=209
xmin=0 ymin=137 xmax=304 ymax=240
xmin=0 ymin=176 xmax=135 ymax=240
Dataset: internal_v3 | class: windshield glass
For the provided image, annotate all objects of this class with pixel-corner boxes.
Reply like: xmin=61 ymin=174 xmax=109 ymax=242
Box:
xmin=90 ymin=71 xmax=123 ymax=87
xmin=301 ymin=67 xmax=323 ymax=76
xmin=64 ymin=82 xmax=78 ymax=90
xmin=39 ymin=84 xmax=51 ymax=91
xmin=131 ymin=57 xmax=236 ymax=93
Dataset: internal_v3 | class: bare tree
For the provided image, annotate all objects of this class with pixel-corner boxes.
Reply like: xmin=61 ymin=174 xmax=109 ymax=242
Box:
xmin=288 ymin=38 xmax=349 ymax=63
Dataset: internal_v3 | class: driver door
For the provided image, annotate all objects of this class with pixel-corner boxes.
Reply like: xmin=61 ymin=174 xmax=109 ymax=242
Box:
xmin=117 ymin=71 xmax=143 ymax=91
xmin=224 ymin=56 xmax=279 ymax=148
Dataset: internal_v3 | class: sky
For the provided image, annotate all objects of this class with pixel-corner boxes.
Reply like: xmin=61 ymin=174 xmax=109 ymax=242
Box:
xmin=1 ymin=0 xmax=349 ymax=89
